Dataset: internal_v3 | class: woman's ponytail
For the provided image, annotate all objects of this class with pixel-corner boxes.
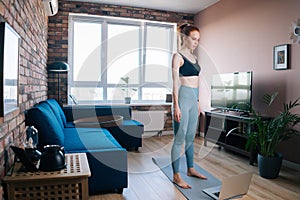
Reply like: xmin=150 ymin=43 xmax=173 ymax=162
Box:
xmin=176 ymin=23 xmax=200 ymax=50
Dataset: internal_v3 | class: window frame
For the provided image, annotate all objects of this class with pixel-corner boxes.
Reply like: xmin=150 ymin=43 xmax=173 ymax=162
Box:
xmin=68 ymin=14 xmax=176 ymax=104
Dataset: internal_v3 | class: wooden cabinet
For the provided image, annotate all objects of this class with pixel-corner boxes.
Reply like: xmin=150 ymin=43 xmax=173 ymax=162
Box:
xmin=204 ymin=111 xmax=255 ymax=164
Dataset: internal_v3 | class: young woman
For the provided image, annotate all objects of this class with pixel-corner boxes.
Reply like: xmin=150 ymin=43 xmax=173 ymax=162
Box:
xmin=171 ymin=24 xmax=207 ymax=189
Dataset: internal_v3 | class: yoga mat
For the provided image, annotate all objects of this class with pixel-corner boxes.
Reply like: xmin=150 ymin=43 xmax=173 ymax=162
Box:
xmin=152 ymin=157 xmax=221 ymax=200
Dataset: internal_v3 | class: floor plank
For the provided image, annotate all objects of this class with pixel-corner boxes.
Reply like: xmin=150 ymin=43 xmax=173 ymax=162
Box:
xmin=89 ymin=135 xmax=300 ymax=200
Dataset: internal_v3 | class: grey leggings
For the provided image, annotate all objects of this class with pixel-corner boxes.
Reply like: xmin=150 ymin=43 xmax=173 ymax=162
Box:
xmin=171 ymin=85 xmax=199 ymax=173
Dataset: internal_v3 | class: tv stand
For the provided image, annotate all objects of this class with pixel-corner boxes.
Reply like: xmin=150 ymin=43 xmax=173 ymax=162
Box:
xmin=204 ymin=110 xmax=255 ymax=165
xmin=239 ymin=111 xmax=250 ymax=117
xmin=210 ymin=108 xmax=230 ymax=113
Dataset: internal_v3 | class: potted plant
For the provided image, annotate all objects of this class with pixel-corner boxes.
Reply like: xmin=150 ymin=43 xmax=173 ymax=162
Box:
xmin=246 ymin=92 xmax=300 ymax=179
xmin=120 ymin=76 xmax=137 ymax=104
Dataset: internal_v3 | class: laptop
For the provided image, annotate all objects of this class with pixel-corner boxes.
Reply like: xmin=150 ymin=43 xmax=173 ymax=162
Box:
xmin=202 ymin=172 xmax=252 ymax=200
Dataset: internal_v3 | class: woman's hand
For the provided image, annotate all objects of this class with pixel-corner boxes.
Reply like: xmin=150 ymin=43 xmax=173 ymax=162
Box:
xmin=174 ymin=106 xmax=181 ymax=122
xmin=198 ymin=102 xmax=201 ymax=116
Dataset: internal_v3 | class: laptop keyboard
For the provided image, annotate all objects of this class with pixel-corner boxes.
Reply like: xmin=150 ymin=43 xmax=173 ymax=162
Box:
xmin=213 ymin=192 xmax=220 ymax=197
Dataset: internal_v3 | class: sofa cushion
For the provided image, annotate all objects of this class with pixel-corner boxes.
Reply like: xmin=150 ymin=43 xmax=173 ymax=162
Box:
xmin=107 ymin=119 xmax=144 ymax=150
xmin=28 ymin=103 xmax=65 ymax=148
xmin=122 ymin=119 xmax=143 ymax=126
xmin=63 ymin=105 xmax=132 ymax=121
xmin=45 ymin=99 xmax=68 ymax=128
xmin=63 ymin=127 xmax=122 ymax=152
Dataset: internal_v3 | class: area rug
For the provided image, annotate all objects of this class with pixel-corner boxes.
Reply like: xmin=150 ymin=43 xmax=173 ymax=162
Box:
xmin=152 ymin=157 xmax=221 ymax=200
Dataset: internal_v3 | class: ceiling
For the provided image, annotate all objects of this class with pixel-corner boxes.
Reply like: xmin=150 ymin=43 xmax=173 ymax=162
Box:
xmin=70 ymin=0 xmax=220 ymax=14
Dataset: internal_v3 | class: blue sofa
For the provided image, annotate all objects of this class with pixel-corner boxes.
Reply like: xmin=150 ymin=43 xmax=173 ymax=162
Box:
xmin=25 ymin=99 xmax=144 ymax=195
xmin=62 ymin=105 xmax=144 ymax=150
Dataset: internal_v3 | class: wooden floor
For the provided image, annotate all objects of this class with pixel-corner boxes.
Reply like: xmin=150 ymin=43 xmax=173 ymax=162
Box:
xmin=89 ymin=135 xmax=300 ymax=200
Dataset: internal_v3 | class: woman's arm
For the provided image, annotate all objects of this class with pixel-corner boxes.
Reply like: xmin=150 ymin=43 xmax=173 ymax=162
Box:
xmin=172 ymin=53 xmax=183 ymax=122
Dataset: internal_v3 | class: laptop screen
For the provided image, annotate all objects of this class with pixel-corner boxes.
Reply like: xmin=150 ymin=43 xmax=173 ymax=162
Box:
xmin=202 ymin=172 xmax=252 ymax=200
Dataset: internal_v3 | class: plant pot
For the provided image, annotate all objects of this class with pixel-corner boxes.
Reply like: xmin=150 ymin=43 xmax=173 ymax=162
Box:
xmin=257 ymin=153 xmax=283 ymax=179
xmin=124 ymin=97 xmax=131 ymax=104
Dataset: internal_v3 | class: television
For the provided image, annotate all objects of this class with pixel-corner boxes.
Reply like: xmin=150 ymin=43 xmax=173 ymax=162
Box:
xmin=211 ymin=71 xmax=253 ymax=113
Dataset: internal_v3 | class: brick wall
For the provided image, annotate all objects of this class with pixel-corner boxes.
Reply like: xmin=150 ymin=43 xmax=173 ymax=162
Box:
xmin=47 ymin=0 xmax=194 ymax=105
xmin=0 ymin=0 xmax=48 ymax=198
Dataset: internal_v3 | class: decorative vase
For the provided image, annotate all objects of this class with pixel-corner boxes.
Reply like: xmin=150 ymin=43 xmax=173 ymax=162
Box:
xmin=125 ymin=97 xmax=131 ymax=104
xmin=257 ymin=153 xmax=283 ymax=179
xmin=39 ymin=145 xmax=66 ymax=171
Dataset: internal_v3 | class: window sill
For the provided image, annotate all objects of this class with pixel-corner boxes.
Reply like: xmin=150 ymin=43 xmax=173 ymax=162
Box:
xmin=67 ymin=102 xmax=172 ymax=106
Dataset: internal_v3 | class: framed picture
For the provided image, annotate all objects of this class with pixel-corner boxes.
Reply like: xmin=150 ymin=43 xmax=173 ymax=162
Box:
xmin=0 ymin=22 xmax=20 ymax=117
xmin=273 ymin=44 xmax=290 ymax=70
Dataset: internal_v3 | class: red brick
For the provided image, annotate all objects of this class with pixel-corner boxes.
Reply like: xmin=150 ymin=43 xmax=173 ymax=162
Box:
xmin=0 ymin=2 xmax=6 ymax=16
xmin=0 ymin=0 xmax=48 ymax=190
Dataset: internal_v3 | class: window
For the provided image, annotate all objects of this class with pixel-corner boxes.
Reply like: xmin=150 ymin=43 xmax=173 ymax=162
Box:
xmin=68 ymin=14 xmax=175 ymax=104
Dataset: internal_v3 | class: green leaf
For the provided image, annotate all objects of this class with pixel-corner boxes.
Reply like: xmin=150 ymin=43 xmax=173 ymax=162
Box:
xmin=262 ymin=92 xmax=278 ymax=106
xmin=246 ymin=92 xmax=300 ymax=157
xmin=120 ymin=76 xmax=129 ymax=84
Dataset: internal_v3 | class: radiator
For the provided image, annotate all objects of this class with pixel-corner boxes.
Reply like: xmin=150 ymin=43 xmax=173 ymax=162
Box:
xmin=132 ymin=110 xmax=165 ymax=132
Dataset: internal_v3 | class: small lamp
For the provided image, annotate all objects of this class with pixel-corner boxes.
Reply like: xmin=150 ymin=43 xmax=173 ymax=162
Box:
xmin=47 ymin=61 xmax=69 ymax=104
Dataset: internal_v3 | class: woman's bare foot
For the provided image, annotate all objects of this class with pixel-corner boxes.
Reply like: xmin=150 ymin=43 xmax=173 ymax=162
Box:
xmin=187 ymin=168 xmax=207 ymax=180
xmin=173 ymin=173 xmax=192 ymax=189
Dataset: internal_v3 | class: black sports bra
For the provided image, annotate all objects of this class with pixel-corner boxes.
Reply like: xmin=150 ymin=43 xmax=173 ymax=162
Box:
xmin=178 ymin=53 xmax=201 ymax=77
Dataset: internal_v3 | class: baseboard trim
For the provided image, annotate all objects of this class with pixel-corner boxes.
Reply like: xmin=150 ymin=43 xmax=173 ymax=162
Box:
xmin=283 ymin=160 xmax=300 ymax=171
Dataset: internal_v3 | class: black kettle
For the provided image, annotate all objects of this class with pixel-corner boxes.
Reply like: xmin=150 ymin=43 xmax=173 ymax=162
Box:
xmin=39 ymin=145 xmax=66 ymax=171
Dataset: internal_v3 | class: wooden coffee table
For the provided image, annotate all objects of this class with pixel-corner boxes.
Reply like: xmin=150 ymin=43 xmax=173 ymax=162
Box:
xmin=3 ymin=153 xmax=90 ymax=200
xmin=73 ymin=115 xmax=123 ymax=128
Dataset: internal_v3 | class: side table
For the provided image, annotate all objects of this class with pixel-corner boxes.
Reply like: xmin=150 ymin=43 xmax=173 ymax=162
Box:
xmin=3 ymin=153 xmax=91 ymax=200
